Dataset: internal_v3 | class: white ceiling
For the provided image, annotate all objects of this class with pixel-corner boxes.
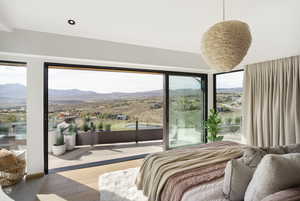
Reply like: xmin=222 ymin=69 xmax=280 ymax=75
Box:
xmin=1 ymin=0 xmax=300 ymax=65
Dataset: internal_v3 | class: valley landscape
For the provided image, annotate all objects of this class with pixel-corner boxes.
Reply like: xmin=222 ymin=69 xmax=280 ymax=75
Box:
xmin=0 ymin=83 xmax=242 ymax=139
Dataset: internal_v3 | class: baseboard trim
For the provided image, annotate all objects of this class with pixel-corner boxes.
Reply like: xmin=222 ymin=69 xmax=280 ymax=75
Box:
xmin=26 ymin=172 xmax=44 ymax=180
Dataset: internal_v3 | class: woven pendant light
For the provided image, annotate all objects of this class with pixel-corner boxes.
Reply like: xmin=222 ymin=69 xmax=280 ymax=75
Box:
xmin=201 ymin=1 xmax=252 ymax=72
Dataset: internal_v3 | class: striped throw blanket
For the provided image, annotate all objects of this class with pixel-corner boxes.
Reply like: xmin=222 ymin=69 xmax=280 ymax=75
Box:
xmin=136 ymin=141 xmax=243 ymax=201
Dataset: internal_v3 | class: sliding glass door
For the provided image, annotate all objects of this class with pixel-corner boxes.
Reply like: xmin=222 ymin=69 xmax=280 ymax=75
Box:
xmin=167 ymin=75 xmax=206 ymax=148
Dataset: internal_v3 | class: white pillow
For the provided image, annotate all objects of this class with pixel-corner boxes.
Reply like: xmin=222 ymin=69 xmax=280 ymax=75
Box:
xmin=244 ymin=153 xmax=300 ymax=201
xmin=223 ymin=159 xmax=254 ymax=201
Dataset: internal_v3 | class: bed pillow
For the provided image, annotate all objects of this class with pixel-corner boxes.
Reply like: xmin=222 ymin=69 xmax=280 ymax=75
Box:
xmin=244 ymin=153 xmax=300 ymax=201
xmin=223 ymin=159 xmax=255 ymax=201
xmin=241 ymin=147 xmax=268 ymax=168
xmin=261 ymin=186 xmax=300 ymax=201
xmin=283 ymin=144 xmax=300 ymax=153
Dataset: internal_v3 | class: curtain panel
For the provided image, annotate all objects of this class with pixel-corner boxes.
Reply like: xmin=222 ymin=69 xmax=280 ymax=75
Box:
xmin=243 ymin=55 xmax=300 ymax=147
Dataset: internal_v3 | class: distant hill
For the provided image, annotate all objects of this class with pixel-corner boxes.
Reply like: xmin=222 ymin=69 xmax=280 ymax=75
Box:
xmin=0 ymin=83 xmax=26 ymax=99
xmin=217 ymin=87 xmax=243 ymax=93
xmin=0 ymin=84 xmax=27 ymax=107
xmin=0 ymin=83 xmax=209 ymax=106
xmin=0 ymin=84 xmax=163 ymax=105
xmin=49 ymin=88 xmax=163 ymax=103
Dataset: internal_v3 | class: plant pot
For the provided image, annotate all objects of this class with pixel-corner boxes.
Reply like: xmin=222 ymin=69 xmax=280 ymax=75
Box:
xmin=91 ymin=132 xmax=99 ymax=146
xmin=52 ymin=144 xmax=66 ymax=156
xmin=48 ymin=130 xmax=58 ymax=153
xmin=64 ymin=135 xmax=76 ymax=150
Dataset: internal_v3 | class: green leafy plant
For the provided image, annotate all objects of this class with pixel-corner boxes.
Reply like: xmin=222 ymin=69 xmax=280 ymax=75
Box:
xmin=204 ymin=109 xmax=223 ymax=142
xmin=97 ymin=122 xmax=103 ymax=131
xmin=84 ymin=115 xmax=91 ymax=122
xmin=235 ymin=116 xmax=241 ymax=125
xmin=90 ymin=122 xmax=96 ymax=132
xmin=81 ymin=121 xmax=90 ymax=132
xmin=0 ymin=126 xmax=9 ymax=132
xmin=66 ymin=124 xmax=78 ymax=135
xmin=55 ymin=128 xmax=65 ymax=146
xmin=105 ymin=124 xmax=111 ymax=131
xmin=55 ymin=135 xmax=64 ymax=146
xmin=225 ymin=117 xmax=233 ymax=125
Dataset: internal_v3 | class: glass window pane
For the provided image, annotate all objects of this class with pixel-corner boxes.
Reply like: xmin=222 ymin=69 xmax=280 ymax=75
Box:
xmin=48 ymin=68 xmax=163 ymax=170
xmin=0 ymin=65 xmax=27 ymax=152
xmin=169 ymin=75 xmax=205 ymax=148
xmin=216 ymin=71 xmax=243 ymax=143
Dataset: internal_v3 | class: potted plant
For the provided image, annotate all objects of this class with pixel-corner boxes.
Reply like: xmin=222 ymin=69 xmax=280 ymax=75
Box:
xmin=105 ymin=124 xmax=111 ymax=132
xmin=81 ymin=121 xmax=90 ymax=132
xmin=52 ymin=128 xmax=66 ymax=156
xmin=64 ymin=124 xmax=77 ymax=150
xmin=77 ymin=121 xmax=91 ymax=145
xmin=97 ymin=122 xmax=103 ymax=131
xmin=204 ymin=109 xmax=223 ymax=142
xmin=48 ymin=123 xmax=58 ymax=153
xmin=90 ymin=122 xmax=97 ymax=146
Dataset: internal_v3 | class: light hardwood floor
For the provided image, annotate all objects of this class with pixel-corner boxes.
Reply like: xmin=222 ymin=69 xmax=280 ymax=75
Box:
xmin=38 ymin=159 xmax=143 ymax=201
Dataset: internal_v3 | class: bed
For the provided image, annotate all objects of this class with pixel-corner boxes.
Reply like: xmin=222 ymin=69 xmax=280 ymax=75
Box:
xmin=135 ymin=141 xmax=242 ymax=201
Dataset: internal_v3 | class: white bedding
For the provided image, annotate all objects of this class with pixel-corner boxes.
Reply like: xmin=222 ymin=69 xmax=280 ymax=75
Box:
xmin=181 ymin=178 xmax=228 ymax=201
xmin=99 ymin=168 xmax=228 ymax=201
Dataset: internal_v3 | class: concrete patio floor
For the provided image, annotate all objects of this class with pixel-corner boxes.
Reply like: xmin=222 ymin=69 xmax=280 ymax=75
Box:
xmin=48 ymin=140 xmax=163 ymax=169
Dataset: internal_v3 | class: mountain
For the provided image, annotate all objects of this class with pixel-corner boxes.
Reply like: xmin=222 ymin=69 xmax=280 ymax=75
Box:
xmin=0 ymin=84 xmax=26 ymax=106
xmin=0 ymin=83 xmax=215 ymax=106
xmin=48 ymin=88 xmax=163 ymax=102
xmin=0 ymin=84 xmax=163 ymax=105
xmin=0 ymin=83 xmax=26 ymax=99
xmin=217 ymin=87 xmax=243 ymax=93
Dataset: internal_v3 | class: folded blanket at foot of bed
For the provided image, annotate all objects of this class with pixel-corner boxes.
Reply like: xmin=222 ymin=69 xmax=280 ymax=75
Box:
xmin=135 ymin=141 xmax=243 ymax=201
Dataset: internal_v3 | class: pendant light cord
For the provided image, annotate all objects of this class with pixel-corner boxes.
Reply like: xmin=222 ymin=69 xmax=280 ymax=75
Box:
xmin=222 ymin=0 xmax=225 ymax=21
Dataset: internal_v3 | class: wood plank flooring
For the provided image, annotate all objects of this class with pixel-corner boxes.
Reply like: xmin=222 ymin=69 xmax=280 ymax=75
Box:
xmin=38 ymin=159 xmax=143 ymax=201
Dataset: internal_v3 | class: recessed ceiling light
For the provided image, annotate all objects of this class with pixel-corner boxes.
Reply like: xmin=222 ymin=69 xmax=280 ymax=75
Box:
xmin=68 ymin=19 xmax=76 ymax=25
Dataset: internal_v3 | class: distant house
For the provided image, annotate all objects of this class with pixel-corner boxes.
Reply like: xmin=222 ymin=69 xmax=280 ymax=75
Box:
xmin=116 ymin=114 xmax=128 ymax=120
xmin=151 ymin=103 xmax=162 ymax=109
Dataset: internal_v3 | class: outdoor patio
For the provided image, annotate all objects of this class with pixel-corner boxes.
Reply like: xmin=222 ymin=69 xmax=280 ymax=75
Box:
xmin=48 ymin=140 xmax=163 ymax=170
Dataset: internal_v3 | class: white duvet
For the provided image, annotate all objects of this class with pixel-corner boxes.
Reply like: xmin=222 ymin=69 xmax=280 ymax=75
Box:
xmin=99 ymin=168 xmax=229 ymax=201
xmin=181 ymin=178 xmax=228 ymax=201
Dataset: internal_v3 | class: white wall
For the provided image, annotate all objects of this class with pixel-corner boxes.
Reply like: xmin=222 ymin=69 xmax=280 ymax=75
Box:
xmin=0 ymin=29 xmax=211 ymax=73
xmin=26 ymin=59 xmax=44 ymax=174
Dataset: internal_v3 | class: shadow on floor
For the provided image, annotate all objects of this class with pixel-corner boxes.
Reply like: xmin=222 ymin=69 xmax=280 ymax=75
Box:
xmin=51 ymin=147 xmax=93 ymax=161
xmin=91 ymin=141 xmax=162 ymax=150
xmin=50 ymin=141 xmax=162 ymax=161
xmin=3 ymin=177 xmax=45 ymax=201
xmin=38 ymin=173 xmax=99 ymax=201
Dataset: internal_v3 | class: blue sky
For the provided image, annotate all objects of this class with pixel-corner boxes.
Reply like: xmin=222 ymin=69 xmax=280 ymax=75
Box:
xmin=0 ymin=66 xmax=244 ymax=92
xmin=0 ymin=66 xmax=27 ymax=85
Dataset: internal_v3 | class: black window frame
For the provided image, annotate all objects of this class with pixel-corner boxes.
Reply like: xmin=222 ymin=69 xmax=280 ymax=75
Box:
xmin=43 ymin=62 xmax=208 ymax=174
xmin=213 ymin=69 xmax=244 ymax=110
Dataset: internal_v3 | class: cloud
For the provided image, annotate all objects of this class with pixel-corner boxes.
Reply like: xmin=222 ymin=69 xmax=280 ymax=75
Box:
xmin=216 ymin=71 xmax=243 ymax=89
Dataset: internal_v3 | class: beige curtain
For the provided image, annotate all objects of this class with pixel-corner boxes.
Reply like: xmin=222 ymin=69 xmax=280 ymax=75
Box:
xmin=243 ymin=55 xmax=300 ymax=147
